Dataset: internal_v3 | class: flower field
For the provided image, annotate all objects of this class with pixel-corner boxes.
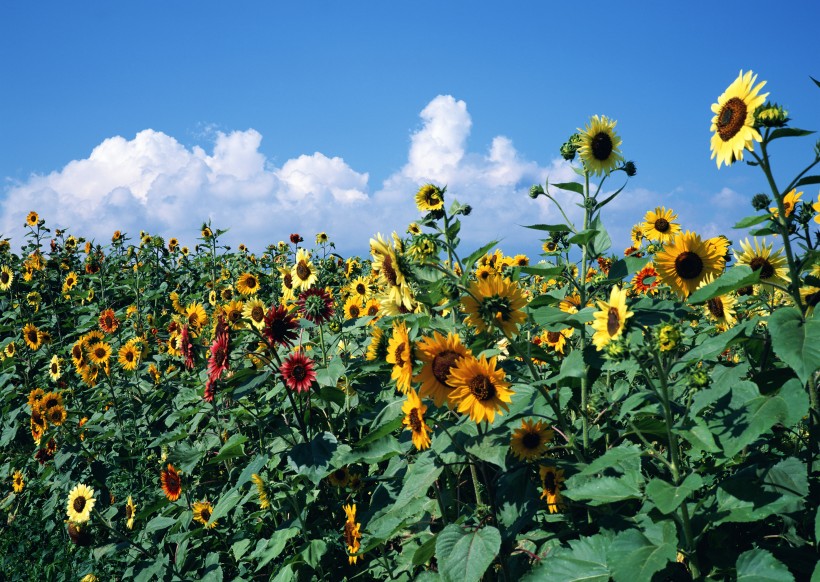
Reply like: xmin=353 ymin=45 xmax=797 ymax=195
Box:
xmin=2 ymin=71 xmax=819 ymax=581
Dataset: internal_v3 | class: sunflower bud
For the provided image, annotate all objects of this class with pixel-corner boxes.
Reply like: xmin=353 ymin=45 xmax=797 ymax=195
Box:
xmin=604 ymin=336 xmax=628 ymax=361
xmin=529 ymin=184 xmax=545 ymax=199
xmin=461 ymin=204 xmax=472 ymax=216
xmin=754 ymin=102 xmax=789 ymax=128
xmin=657 ymin=324 xmax=682 ymax=353
xmin=622 ymin=161 xmax=637 ymax=177
xmin=328 ymin=321 xmax=341 ymax=333
xmin=560 ymin=133 xmax=581 ymax=161
xmin=690 ymin=368 xmax=710 ymax=388
xmin=751 ymin=193 xmax=771 ymax=211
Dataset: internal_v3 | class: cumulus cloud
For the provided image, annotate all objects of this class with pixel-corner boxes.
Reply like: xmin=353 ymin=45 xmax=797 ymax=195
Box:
xmin=1 ymin=95 xmax=658 ymax=256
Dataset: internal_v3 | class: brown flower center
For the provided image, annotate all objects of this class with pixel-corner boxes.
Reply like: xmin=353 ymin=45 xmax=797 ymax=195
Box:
xmin=394 ymin=343 xmax=406 ymax=368
xmin=543 ymin=471 xmax=556 ymax=494
xmin=73 ymin=496 xmax=87 ymax=512
xmin=349 ymin=305 xmax=360 ymax=318
xmin=546 ymin=331 xmax=561 ymax=343
xmin=607 ymin=307 xmax=621 ymax=336
xmin=355 ymin=283 xmax=367 ymax=296
xmin=654 ymin=218 xmax=670 ymax=233
xmin=468 ymin=374 xmax=496 ymax=401
xmin=674 ymin=251 xmax=704 ymax=280
xmin=291 ymin=364 xmax=307 ymax=381
xmin=125 ymin=505 xmax=133 ymax=519
xmin=245 ymin=276 xmax=257 ymax=289
xmin=0 ymin=272 xmax=8 ymax=284
xmin=344 ymin=521 xmax=356 ymax=546
xmin=432 ymin=350 xmax=460 ymax=385
xmin=522 ymin=431 xmax=541 ymax=450
xmin=749 ymin=257 xmax=775 ymax=279
xmin=283 ymin=273 xmax=293 ymax=289
xmin=708 ymin=297 xmax=725 ymax=318
xmin=717 ymin=97 xmax=747 ymax=141
xmin=591 ymin=131 xmax=613 ymax=161
xmin=408 ymin=409 xmax=422 ymax=432
xmin=27 ymin=329 xmax=38 ymax=344
xmin=805 ymin=291 xmax=820 ymax=308
xmin=200 ymin=507 xmax=211 ymax=521
xmin=125 ymin=350 xmax=135 ymax=363
xmin=296 ymin=261 xmax=311 ymax=281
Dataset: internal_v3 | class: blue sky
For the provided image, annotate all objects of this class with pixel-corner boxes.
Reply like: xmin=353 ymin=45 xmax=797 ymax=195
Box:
xmin=2 ymin=2 xmax=819 ymax=257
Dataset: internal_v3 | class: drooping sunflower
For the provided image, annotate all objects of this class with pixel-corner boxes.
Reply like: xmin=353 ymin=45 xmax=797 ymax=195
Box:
xmin=734 ymin=238 xmax=790 ymax=287
xmin=98 ymin=308 xmax=119 ymax=334
xmin=12 ymin=470 xmax=24 ymax=493
xmin=23 ymin=323 xmax=42 ymax=351
xmin=343 ymin=296 xmax=363 ymax=320
xmin=0 ymin=265 xmax=13 ymax=291
xmin=280 ymin=351 xmax=317 ymax=393
xmin=461 ymin=274 xmax=527 ymax=337
xmin=447 ymin=354 xmax=514 ymax=424
xmin=770 ymin=189 xmax=802 ymax=219
xmin=49 ymin=355 xmax=62 ymax=381
xmin=66 ymin=483 xmax=96 ymax=524
xmin=124 ymin=495 xmax=137 ymax=529
xmin=510 ymin=419 xmax=554 ymax=461
xmin=655 ymin=231 xmax=725 ymax=298
xmin=402 ymin=389 xmax=431 ymax=450
xmin=250 ymin=474 xmax=271 ymax=509
xmin=577 ymin=115 xmax=624 ymax=176
xmin=591 ymin=285 xmax=634 ymax=351
xmin=642 ymin=207 xmax=681 ymax=243
xmin=243 ymin=298 xmax=267 ymax=330
xmin=415 ymin=183 xmax=445 ymax=213
xmin=342 ymin=504 xmax=362 ymax=565
xmin=291 ymin=249 xmax=318 ymax=291
xmin=26 ymin=211 xmax=39 ymax=227
xmin=184 ymin=302 xmax=209 ymax=334
xmin=631 ymin=263 xmax=660 ymax=296
xmin=414 ymin=331 xmax=470 ymax=408
xmin=710 ymin=70 xmax=769 ymax=168
xmin=160 ymin=464 xmax=182 ymax=501
xmin=365 ymin=326 xmax=388 ymax=361
xmin=236 ymin=272 xmax=261 ymax=296
xmin=118 ymin=343 xmax=140 ymax=371
xmin=539 ymin=466 xmax=565 ymax=514
xmin=192 ymin=501 xmax=218 ymax=529
xmin=698 ymin=274 xmax=737 ymax=329
xmin=386 ymin=321 xmax=414 ymax=394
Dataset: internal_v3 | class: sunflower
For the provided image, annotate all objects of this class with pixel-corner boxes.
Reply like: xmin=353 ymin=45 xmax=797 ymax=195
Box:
xmin=630 ymin=224 xmax=645 ymax=248
xmin=386 ymin=321 xmax=414 ymax=394
xmin=87 ymin=341 xmax=112 ymax=365
xmin=539 ymin=466 xmax=565 ymax=513
xmin=124 ymin=495 xmax=136 ymax=529
xmin=370 ymin=233 xmax=414 ymax=310
xmin=236 ymin=272 xmax=261 ymax=296
xmin=118 ymin=343 xmax=140 ymax=371
xmin=734 ymin=238 xmax=790 ymax=287
xmin=66 ymin=483 xmax=96 ymax=524
xmin=46 ymin=404 xmax=67 ymax=426
xmin=192 ymin=501 xmax=217 ymax=529
xmin=475 ymin=264 xmax=495 ymax=281
xmin=350 ymin=276 xmax=370 ymax=299
xmin=577 ymin=115 xmax=624 ymax=176
xmin=342 ymin=504 xmax=362 ymax=565
xmin=813 ymin=193 xmax=820 ymax=224
xmin=62 ymin=271 xmax=78 ymax=293
xmin=23 ymin=323 xmax=41 ymax=351
xmin=642 ymin=207 xmax=681 ymax=243
xmin=365 ymin=326 xmax=388 ymax=361
xmin=98 ymin=308 xmax=119 ymax=334
xmin=328 ymin=466 xmax=351 ymax=488
xmin=541 ymin=328 xmax=573 ymax=355
xmin=655 ymin=231 xmax=725 ymax=298
xmin=221 ymin=300 xmax=245 ymax=329
xmin=27 ymin=388 xmax=45 ymax=411
xmin=800 ymin=286 xmax=820 ymax=316
xmin=402 ymin=389 xmax=431 ymax=450
xmin=710 ymin=70 xmax=769 ymax=168
xmin=12 ymin=470 xmax=24 ymax=493
xmin=48 ymin=355 xmax=62 ymax=381
xmin=185 ymin=302 xmax=209 ymax=333
xmin=297 ymin=287 xmax=335 ymax=324
xmin=462 ymin=275 xmax=527 ymax=337
xmin=698 ymin=274 xmax=737 ymax=329
xmin=250 ymin=474 xmax=271 ymax=509
xmin=447 ymin=354 xmax=514 ymax=424
xmin=26 ymin=211 xmax=39 ymax=227
xmin=220 ymin=286 xmax=234 ymax=302
xmin=631 ymin=263 xmax=660 ymax=296
xmin=4 ymin=341 xmax=16 ymax=358
xmin=280 ymin=351 xmax=317 ymax=393
xmin=243 ymin=298 xmax=267 ymax=330
xmin=414 ymin=332 xmax=470 ymax=408
xmin=0 ymin=265 xmax=13 ymax=291
xmin=513 ymin=254 xmax=530 ymax=267
xmin=407 ymin=222 xmax=422 ymax=235
xmin=510 ymin=419 xmax=554 ymax=461
xmin=770 ymin=189 xmax=802 ymax=219
xmin=591 ymin=286 xmax=634 ymax=351
xmin=363 ymin=298 xmax=381 ymax=320
xmin=291 ymin=249 xmax=318 ymax=291
xmin=161 ymin=464 xmax=182 ymax=501
xmin=558 ymin=294 xmax=582 ymax=314
xmin=342 ymin=296 xmax=362 ymax=320
xmin=263 ymin=304 xmax=299 ymax=347
xmin=415 ymin=183 xmax=445 ymax=212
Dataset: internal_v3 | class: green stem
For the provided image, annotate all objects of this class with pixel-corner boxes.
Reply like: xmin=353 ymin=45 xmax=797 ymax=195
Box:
xmin=580 ymin=171 xmax=591 ymax=454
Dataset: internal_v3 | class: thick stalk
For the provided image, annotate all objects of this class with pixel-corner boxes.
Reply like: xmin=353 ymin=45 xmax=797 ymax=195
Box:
xmin=580 ymin=171 xmax=591 ymax=454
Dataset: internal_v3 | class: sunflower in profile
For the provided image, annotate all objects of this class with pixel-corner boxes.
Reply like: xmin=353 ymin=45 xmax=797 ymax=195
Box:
xmin=698 ymin=274 xmax=737 ymax=329
xmin=462 ymin=275 xmax=527 ymax=337
xmin=365 ymin=326 xmax=388 ymax=361
xmin=4 ymin=341 xmax=16 ymax=358
xmin=655 ymin=231 xmax=725 ymax=298
xmin=800 ymin=286 xmax=820 ymax=316
xmin=343 ymin=296 xmax=363 ymax=320
xmin=12 ymin=470 xmax=24 ymax=493
xmin=192 ymin=501 xmax=217 ymax=529
xmin=510 ymin=419 xmax=554 ymax=461
xmin=291 ymin=249 xmax=318 ymax=291
xmin=710 ymin=70 xmax=768 ymax=168
xmin=558 ymin=293 xmax=583 ymax=314
xmin=414 ymin=331 xmax=470 ymax=408
xmin=539 ymin=466 xmax=565 ymax=514
xmin=770 ymin=189 xmax=802 ymax=219
xmin=123 ymin=495 xmax=137 ymax=529
xmin=243 ymin=298 xmax=267 ymax=330
xmin=386 ymin=321 xmax=414 ymax=394
xmin=23 ymin=323 xmax=42 ymax=351
xmin=118 ymin=343 xmax=140 ymax=371
xmin=0 ymin=265 xmax=13 ymax=291
xmin=250 ymin=474 xmax=271 ymax=509
xmin=642 ymin=207 xmax=681 ymax=243
xmin=630 ymin=224 xmax=646 ymax=249
xmin=415 ymin=183 xmax=445 ymax=213
xmin=26 ymin=211 xmax=39 ymax=227
xmin=342 ymin=504 xmax=362 ymax=565
xmin=236 ymin=272 xmax=261 ymax=296
xmin=734 ymin=238 xmax=790 ymax=287
xmin=401 ymin=389 xmax=431 ymax=450
xmin=370 ymin=233 xmax=414 ymax=310
xmin=66 ymin=483 xmax=96 ymax=524
xmin=577 ymin=115 xmax=624 ymax=176
xmin=161 ymin=464 xmax=182 ymax=501
xmin=591 ymin=286 xmax=633 ymax=351
xmin=448 ymin=354 xmax=514 ymax=424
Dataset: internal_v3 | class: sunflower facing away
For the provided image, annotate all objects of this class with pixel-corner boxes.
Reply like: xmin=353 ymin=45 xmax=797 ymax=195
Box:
xmin=462 ymin=274 xmax=527 ymax=337
xmin=414 ymin=331 xmax=470 ymax=408
xmin=734 ymin=238 xmax=790 ymax=287
xmin=66 ymin=483 xmax=96 ymax=524
xmin=642 ymin=207 xmax=681 ymax=243
xmin=161 ymin=464 xmax=182 ymax=501
xmin=402 ymin=389 xmax=431 ymax=450
xmin=710 ymin=70 xmax=768 ymax=168
xmin=591 ymin=285 xmax=634 ymax=351
xmin=447 ymin=354 xmax=514 ymax=424
xmin=343 ymin=504 xmax=363 ymax=565
xmin=655 ymin=231 xmax=725 ymax=298
xmin=192 ymin=500 xmax=218 ymax=529
xmin=577 ymin=115 xmax=624 ymax=176
xmin=510 ymin=419 xmax=554 ymax=461
xmin=386 ymin=321 xmax=414 ymax=394
xmin=250 ymin=474 xmax=271 ymax=509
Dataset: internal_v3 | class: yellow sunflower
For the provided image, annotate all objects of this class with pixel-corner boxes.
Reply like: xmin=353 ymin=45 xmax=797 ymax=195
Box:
xmin=118 ymin=343 xmax=140 ymax=371
xmin=642 ymin=207 xmax=681 ymax=243
xmin=22 ymin=323 xmax=42 ymax=351
xmin=800 ymin=286 xmax=820 ymax=316
xmin=698 ymin=274 xmax=737 ymax=329
xmin=46 ymin=404 xmax=67 ymax=426
xmin=813 ymin=193 xmax=820 ymax=224
xmin=539 ymin=466 xmax=565 ymax=513
xmin=386 ymin=321 xmax=414 ymax=394
xmin=87 ymin=341 xmax=112 ymax=365
xmin=291 ymin=248 xmax=318 ymax=291
xmin=370 ymin=233 xmax=414 ymax=310
xmin=0 ymin=265 xmax=13 ymax=291
xmin=242 ymin=298 xmax=267 ymax=330
xmin=184 ymin=302 xmax=209 ymax=333
xmin=192 ymin=501 xmax=217 ymax=529
xmin=577 ymin=115 xmax=624 ymax=176
xmin=510 ymin=419 xmax=554 ymax=461
xmin=12 ymin=470 xmax=24 ymax=493
xmin=49 ymin=355 xmax=62 ymax=381
xmin=710 ymin=70 xmax=769 ymax=168
xmin=365 ymin=326 xmax=387 ymax=361
xmin=591 ymin=285 xmax=633 ymax=351
xmin=250 ymin=474 xmax=271 ymax=509
xmin=461 ymin=274 xmax=527 ymax=337
xmin=66 ymin=483 xmax=96 ymax=524
xmin=349 ymin=276 xmax=370 ymax=299
xmin=236 ymin=272 xmax=261 ymax=296
xmin=62 ymin=271 xmax=79 ymax=293
xmin=343 ymin=503 xmax=362 ymax=565
xmin=414 ymin=331 xmax=470 ymax=408
xmin=221 ymin=300 xmax=246 ymax=329
xmin=541 ymin=328 xmax=573 ymax=355
xmin=4 ymin=341 xmax=16 ymax=358
xmin=733 ymin=238 xmax=790 ymax=287
xmin=26 ymin=211 xmax=39 ymax=227
xmin=124 ymin=495 xmax=137 ymax=529
xmin=415 ymin=183 xmax=445 ymax=212
xmin=448 ymin=354 xmax=514 ymax=424
xmin=630 ymin=224 xmax=645 ymax=249
xmin=770 ymin=189 xmax=803 ymax=219
xmin=402 ymin=389 xmax=431 ymax=450
xmin=655 ymin=231 xmax=725 ymax=298
xmin=343 ymin=296 xmax=363 ymax=320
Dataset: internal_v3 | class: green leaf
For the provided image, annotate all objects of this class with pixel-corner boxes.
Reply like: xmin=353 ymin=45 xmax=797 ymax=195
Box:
xmin=812 ymin=75 xmax=820 ymax=89
xmin=522 ymin=533 xmax=612 ymax=582
xmin=412 ymin=534 xmax=438 ymax=567
xmin=736 ymin=548 xmax=795 ymax=581
xmin=212 ymin=434 xmax=248 ymax=463
xmin=794 ymin=175 xmax=820 ymax=189
xmin=208 ymin=488 xmax=242 ymax=524
xmin=688 ymin=266 xmax=761 ymax=304
xmin=553 ymin=181 xmax=584 ymax=195
xmin=522 ymin=223 xmax=571 ymax=233
xmin=768 ymin=128 xmax=815 ymax=141
xmin=564 ymin=476 xmax=642 ymax=505
xmin=287 ymin=432 xmax=339 ymax=484
xmin=144 ymin=515 xmax=178 ymax=533
xmin=169 ymin=442 xmax=205 ymax=473
xmin=589 ymin=216 xmax=611 ymax=256
xmin=315 ymin=356 xmax=346 ymax=388
xmin=568 ymin=229 xmax=598 ymax=245
xmin=519 ymin=265 xmax=565 ymax=277
xmin=768 ymin=308 xmax=820 ymax=385
xmin=734 ymin=214 xmax=772 ymax=229
xmin=462 ymin=241 xmax=499 ymax=271
xmin=252 ymin=528 xmax=300 ymax=571
xmin=608 ymin=522 xmax=677 ymax=582
xmin=576 ymin=443 xmax=643 ymax=478
xmin=435 ymin=524 xmax=501 ymax=582
xmin=645 ymin=473 xmax=703 ymax=514
xmin=816 ymin=506 xmax=820 ymax=545
xmin=236 ymin=454 xmax=270 ymax=489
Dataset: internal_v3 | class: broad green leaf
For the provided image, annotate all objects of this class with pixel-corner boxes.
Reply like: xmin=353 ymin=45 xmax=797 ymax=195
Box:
xmin=169 ymin=442 xmax=205 ymax=473
xmin=608 ymin=521 xmax=677 ymax=582
xmin=734 ymin=214 xmax=771 ymax=229
xmin=252 ymin=528 xmax=300 ymax=571
xmin=736 ymin=548 xmax=795 ymax=581
xmin=519 ymin=265 xmax=565 ymax=277
xmin=462 ymin=241 xmax=500 ymax=271
xmin=645 ymin=473 xmax=703 ymax=514
xmin=552 ymin=181 xmax=584 ymax=195
xmin=522 ymin=223 xmax=572 ymax=233
xmin=688 ymin=266 xmax=761 ymax=304
xmin=716 ymin=458 xmax=808 ymax=524
xmin=315 ymin=356 xmax=346 ymax=388
xmin=768 ymin=308 xmax=820 ymax=385
xmin=412 ymin=534 xmax=438 ymax=567
xmin=287 ymin=432 xmax=339 ymax=484
xmin=564 ymin=476 xmax=642 ymax=505
xmin=568 ymin=229 xmax=598 ymax=245
xmin=212 ymin=434 xmax=247 ymax=463
xmin=208 ymin=488 xmax=242 ymax=524
xmin=435 ymin=524 xmax=501 ymax=582
xmin=589 ymin=216 xmax=611 ymax=256
xmin=576 ymin=443 xmax=642 ymax=478
xmin=522 ymin=533 xmax=612 ymax=582
xmin=357 ymin=416 xmax=403 ymax=448
xmin=236 ymin=454 xmax=270 ymax=489
xmin=768 ymin=127 xmax=815 ymax=140
xmin=794 ymin=174 xmax=820 ymax=188
xmin=144 ymin=515 xmax=178 ymax=533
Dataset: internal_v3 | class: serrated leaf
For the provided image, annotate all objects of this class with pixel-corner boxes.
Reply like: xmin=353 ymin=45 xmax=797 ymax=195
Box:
xmin=768 ymin=308 xmax=820 ymax=385
xmin=212 ymin=434 xmax=247 ymax=463
xmin=287 ymin=432 xmax=338 ymax=484
xmin=688 ymin=266 xmax=761 ymax=304
xmin=645 ymin=473 xmax=703 ymax=514
xmin=522 ymin=533 xmax=612 ymax=582
xmin=608 ymin=522 xmax=677 ymax=582
xmin=736 ymin=548 xmax=795 ymax=581
xmin=435 ymin=524 xmax=501 ymax=582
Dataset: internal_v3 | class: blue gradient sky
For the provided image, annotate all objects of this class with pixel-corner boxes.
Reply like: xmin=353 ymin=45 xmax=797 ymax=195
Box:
xmin=2 ymin=1 xmax=819 ymax=256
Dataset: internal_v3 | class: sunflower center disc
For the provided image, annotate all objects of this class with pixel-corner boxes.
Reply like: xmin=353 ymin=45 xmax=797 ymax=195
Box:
xmin=749 ymin=257 xmax=775 ymax=279
xmin=607 ymin=307 xmax=621 ymax=336
xmin=591 ymin=132 xmax=613 ymax=161
xmin=394 ymin=343 xmax=406 ymax=367
xmin=349 ymin=305 xmax=360 ymax=317
xmin=409 ymin=409 xmax=422 ymax=431
xmin=674 ymin=251 xmax=704 ymax=280
xmin=654 ymin=218 xmax=670 ymax=233
xmin=717 ymin=97 xmax=747 ymax=141
xmin=252 ymin=306 xmax=264 ymax=321
xmin=806 ymin=291 xmax=820 ymax=307
xmin=547 ymin=331 xmax=561 ymax=343
xmin=296 ymin=262 xmax=310 ymax=281
xmin=543 ymin=472 xmax=556 ymax=493
xmin=432 ymin=350 xmax=460 ymax=384
xmin=292 ymin=364 xmax=306 ymax=381
xmin=73 ymin=496 xmax=86 ymax=512
xmin=522 ymin=432 xmax=541 ymax=450
xmin=201 ymin=508 xmax=211 ymax=521
xmin=468 ymin=374 xmax=496 ymax=401
xmin=708 ymin=297 xmax=725 ymax=318
xmin=382 ymin=256 xmax=398 ymax=286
